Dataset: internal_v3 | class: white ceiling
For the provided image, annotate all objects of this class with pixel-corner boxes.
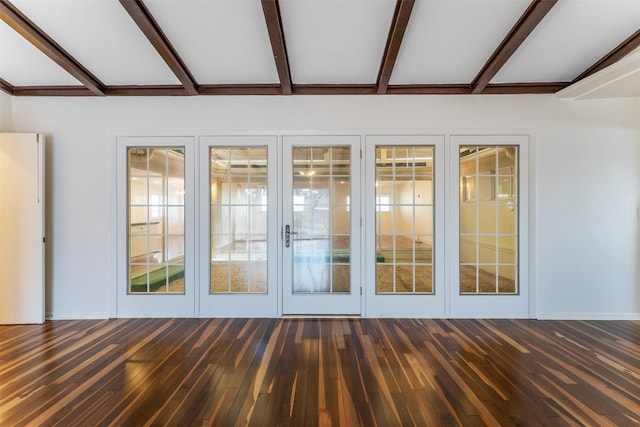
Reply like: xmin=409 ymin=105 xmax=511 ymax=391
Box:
xmin=1 ymin=0 xmax=640 ymax=98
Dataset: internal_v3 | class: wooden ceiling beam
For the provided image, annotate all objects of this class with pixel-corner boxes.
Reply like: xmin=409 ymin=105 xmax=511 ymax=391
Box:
xmin=377 ymin=0 xmax=415 ymax=95
xmin=6 ymin=82 xmax=569 ymax=97
xmin=0 ymin=78 xmax=15 ymax=95
xmin=293 ymin=84 xmax=377 ymax=95
xmin=471 ymin=0 xmax=558 ymax=94
xmin=119 ymin=0 xmax=199 ymax=95
xmin=481 ymin=82 xmax=568 ymax=94
xmin=573 ymin=29 xmax=640 ymax=83
xmin=0 ymin=0 xmax=105 ymax=96
xmin=13 ymin=86 xmax=95 ymax=97
xmin=261 ymin=0 xmax=292 ymax=95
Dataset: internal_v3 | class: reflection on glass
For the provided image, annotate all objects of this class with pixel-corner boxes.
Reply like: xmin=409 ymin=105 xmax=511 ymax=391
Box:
xmin=128 ymin=147 xmax=185 ymax=294
xmin=292 ymin=146 xmax=350 ymax=294
xmin=210 ymin=146 xmax=268 ymax=294
xmin=459 ymin=146 xmax=518 ymax=294
xmin=376 ymin=146 xmax=434 ymax=294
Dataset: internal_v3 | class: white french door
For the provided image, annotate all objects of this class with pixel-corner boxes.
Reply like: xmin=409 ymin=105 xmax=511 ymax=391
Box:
xmin=281 ymin=136 xmax=362 ymax=315
xmin=199 ymin=136 xmax=278 ymax=317
xmin=364 ymin=135 xmax=445 ymax=317
xmin=448 ymin=135 xmax=530 ymax=318
xmin=116 ymin=136 xmax=196 ymax=317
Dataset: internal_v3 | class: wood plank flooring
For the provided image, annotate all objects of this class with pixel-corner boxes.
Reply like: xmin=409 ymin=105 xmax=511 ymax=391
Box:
xmin=1 ymin=318 xmax=639 ymax=426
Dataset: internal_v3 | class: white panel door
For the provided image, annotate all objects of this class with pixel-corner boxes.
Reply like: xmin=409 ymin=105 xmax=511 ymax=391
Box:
xmin=282 ymin=136 xmax=361 ymax=315
xmin=449 ymin=135 xmax=530 ymax=318
xmin=0 ymin=133 xmax=45 ymax=324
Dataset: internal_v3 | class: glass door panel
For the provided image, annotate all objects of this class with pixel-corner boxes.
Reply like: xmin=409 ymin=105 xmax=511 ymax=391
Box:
xmin=375 ymin=145 xmax=434 ymax=294
xmin=283 ymin=136 xmax=361 ymax=315
xmin=459 ymin=145 xmax=518 ymax=295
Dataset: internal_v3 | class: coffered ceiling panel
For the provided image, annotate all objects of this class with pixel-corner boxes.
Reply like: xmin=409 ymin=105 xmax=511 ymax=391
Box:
xmin=493 ymin=0 xmax=640 ymax=83
xmin=9 ymin=0 xmax=180 ymax=85
xmin=278 ymin=0 xmax=396 ymax=84
xmin=391 ymin=0 xmax=530 ymax=84
xmin=144 ymin=0 xmax=279 ymax=84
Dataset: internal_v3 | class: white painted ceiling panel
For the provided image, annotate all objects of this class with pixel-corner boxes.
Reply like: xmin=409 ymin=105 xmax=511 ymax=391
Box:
xmin=391 ymin=0 xmax=530 ymax=84
xmin=0 ymin=21 xmax=80 ymax=86
xmin=279 ymin=0 xmax=396 ymax=84
xmin=493 ymin=0 xmax=640 ymax=83
xmin=144 ymin=0 xmax=279 ymax=84
xmin=9 ymin=0 xmax=180 ymax=85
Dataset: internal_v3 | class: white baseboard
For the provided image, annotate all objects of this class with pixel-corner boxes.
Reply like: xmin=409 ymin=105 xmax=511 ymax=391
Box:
xmin=536 ymin=312 xmax=640 ymax=320
xmin=46 ymin=312 xmax=111 ymax=320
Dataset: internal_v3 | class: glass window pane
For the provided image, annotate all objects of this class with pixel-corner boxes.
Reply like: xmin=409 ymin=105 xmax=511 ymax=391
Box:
xmin=460 ymin=206 xmax=477 ymax=234
xmin=167 ymin=235 xmax=184 ymax=260
xmin=460 ymin=236 xmax=477 ymax=264
xmin=129 ymin=265 xmax=148 ymax=293
xmin=332 ymin=264 xmax=350 ymax=293
xmin=230 ymin=263 xmax=249 ymax=293
xmin=211 ymin=263 xmax=230 ymax=293
xmin=249 ymin=262 xmax=267 ymax=293
xmin=415 ymin=264 xmax=433 ymax=293
xmin=395 ymin=265 xmax=413 ymax=293
xmin=498 ymin=265 xmax=517 ymax=293
xmin=376 ymin=264 xmax=394 ymax=293
xmin=129 ymin=177 xmax=148 ymax=205
xmin=167 ymin=207 xmax=184 ymax=234
xmin=148 ymin=177 xmax=165 ymax=206
xmin=167 ymin=177 xmax=184 ymax=205
xmin=478 ymin=266 xmax=497 ymax=294
xmin=478 ymin=206 xmax=497 ymax=234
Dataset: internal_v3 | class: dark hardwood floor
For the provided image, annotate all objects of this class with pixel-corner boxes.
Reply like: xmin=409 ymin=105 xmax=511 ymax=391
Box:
xmin=1 ymin=318 xmax=638 ymax=426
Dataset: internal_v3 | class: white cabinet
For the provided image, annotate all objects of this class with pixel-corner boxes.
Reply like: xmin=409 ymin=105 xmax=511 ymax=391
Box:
xmin=0 ymin=133 xmax=45 ymax=324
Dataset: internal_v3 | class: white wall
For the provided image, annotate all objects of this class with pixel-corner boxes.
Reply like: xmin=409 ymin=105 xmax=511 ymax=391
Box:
xmin=7 ymin=94 xmax=640 ymax=319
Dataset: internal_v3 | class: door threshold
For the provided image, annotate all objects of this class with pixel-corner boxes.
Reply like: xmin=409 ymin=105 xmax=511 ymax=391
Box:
xmin=282 ymin=314 xmax=362 ymax=319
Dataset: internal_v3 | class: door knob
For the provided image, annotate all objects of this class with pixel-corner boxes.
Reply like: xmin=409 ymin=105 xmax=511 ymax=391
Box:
xmin=284 ymin=225 xmax=297 ymax=248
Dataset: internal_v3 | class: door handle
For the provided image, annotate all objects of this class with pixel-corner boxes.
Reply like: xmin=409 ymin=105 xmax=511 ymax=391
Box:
xmin=284 ymin=225 xmax=297 ymax=248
